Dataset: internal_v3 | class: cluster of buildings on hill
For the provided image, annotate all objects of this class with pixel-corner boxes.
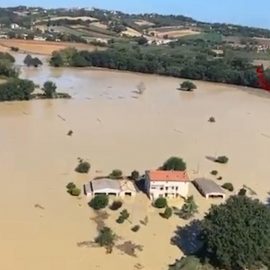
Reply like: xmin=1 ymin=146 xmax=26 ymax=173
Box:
xmin=84 ymin=170 xmax=226 ymax=200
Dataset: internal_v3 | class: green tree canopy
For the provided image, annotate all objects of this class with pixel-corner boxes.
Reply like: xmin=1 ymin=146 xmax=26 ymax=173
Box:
xmin=202 ymin=196 xmax=270 ymax=270
xmin=162 ymin=157 xmax=186 ymax=171
xmin=42 ymin=81 xmax=57 ymax=98
xmin=180 ymin=81 xmax=197 ymax=91
xmin=95 ymin=227 xmax=116 ymax=253
xmin=89 ymin=195 xmax=109 ymax=210
xmin=0 ymin=78 xmax=35 ymax=101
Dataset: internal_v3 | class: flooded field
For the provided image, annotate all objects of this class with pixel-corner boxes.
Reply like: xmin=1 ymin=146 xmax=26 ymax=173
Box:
xmin=0 ymin=53 xmax=270 ymax=270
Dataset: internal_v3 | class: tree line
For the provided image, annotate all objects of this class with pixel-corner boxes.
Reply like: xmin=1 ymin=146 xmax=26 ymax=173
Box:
xmin=50 ymin=46 xmax=259 ymax=88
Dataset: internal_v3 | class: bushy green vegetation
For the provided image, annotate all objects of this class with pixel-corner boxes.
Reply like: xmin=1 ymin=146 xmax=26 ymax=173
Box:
xmin=172 ymin=196 xmax=270 ymax=270
xmin=0 ymin=60 xmax=18 ymax=78
xmin=109 ymin=169 xmax=123 ymax=179
xmin=75 ymin=159 xmax=91 ymax=173
xmin=161 ymin=207 xmax=173 ymax=219
xmin=24 ymin=54 xmax=43 ymax=67
xmin=42 ymin=81 xmax=57 ymax=98
xmin=180 ymin=81 xmax=197 ymax=91
xmin=178 ymin=196 xmax=198 ymax=220
xmin=49 ymin=45 xmax=259 ymax=88
xmin=89 ymin=195 xmax=109 ymax=210
xmin=0 ymin=78 xmax=35 ymax=101
xmin=238 ymin=188 xmax=247 ymax=196
xmin=0 ymin=52 xmax=15 ymax=63
xmin=130 ymin=170 xmax=140 ymax=181
xmin=222 ymin=182 xmax=234 ymax=192
xmin=162 ymin=157 xmax=186 ymax=171
xmin=169 ymin=256 xmax=213 ymax=270
xmin=154 ymin=197 xmax=167 ymax=209
xmin=95 ymin=226 xmax=116 ymax=253
xmin=201 ymin=196 xmax=270 ymax=269
xmin=66 ymin=182 xmax=81 ymax=196
xmin=116 ymin=209 xmax=130 ymax=224
xmin=210 ymin=170 xmax=218 ymax=176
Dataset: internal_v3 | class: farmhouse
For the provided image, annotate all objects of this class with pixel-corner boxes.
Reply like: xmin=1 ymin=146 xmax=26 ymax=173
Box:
xmin=145 ymin=170 xmax=190 ymax=200
xmin=84 ymin=178 xmax=136 ymax=197
xmin=193 ymin=178 xmax=226 ymax=199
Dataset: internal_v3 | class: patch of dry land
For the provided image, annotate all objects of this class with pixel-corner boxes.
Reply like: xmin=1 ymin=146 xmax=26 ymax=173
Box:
xmin=0 ymin=56 xmax=270 ymax=270
xmin=0 ymin=39 xmax=98 ymax=55
xmin=150 ymin=28 xmax=200 ymax=38
xmin=122 ymin=27 xmax=142 ymax=37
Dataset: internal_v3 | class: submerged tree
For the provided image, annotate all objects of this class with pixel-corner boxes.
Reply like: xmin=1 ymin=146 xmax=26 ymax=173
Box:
xmin=162 ymin=157 xmax=186 ymax=171
xmin=95 ymin=227 xmax=116 ymax=253
xmin=42 ymin=81 xmax=57 ymax=98
xmin=180 ymin=81 xmax=197 ymax=91
xmin=178 ymin=196 xmax=198 ymax=220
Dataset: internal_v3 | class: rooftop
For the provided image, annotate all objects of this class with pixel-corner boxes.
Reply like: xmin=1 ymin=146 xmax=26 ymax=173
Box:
xmin=193 ymin=178 xmax=226 ymax=197
xmin=146 ymin=170 xmax=189 ymax=182
xmin=91 ymin=178 xmax=121 ymax=191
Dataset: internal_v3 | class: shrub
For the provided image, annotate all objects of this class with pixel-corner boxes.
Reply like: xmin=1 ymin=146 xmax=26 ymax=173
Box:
xmin=211 ymin=170 xmax=218 ymax=176
xmin=75 ymin=160 xmax=91 ymax=173
xmin=130 ymin=170 xmax=140 ymax=181
xmin=42 ymin=81 xmax=57 ymax=98
xmin=0 ymin=78 xmax=35 ymax=101
xmin=217 ymin=176 xmax=223 ymax=180
xmin=116 ymin=216 xmax=125 ymax=224
xmin=95 ymin=226 xmax=116 ymax=253
xmin=66 ymin=182 xmax=76 ymax=190
xmin=109 ymin=169 xmax=123 ymax=179
xmin=120 ymin=209 xmax=130 ymax=220
xmin=161 ymin=207 xmax=173 ymax=219
xmin=238 ymin=188 xmax=247 ymax=196
xmin=180 ymin=81 xmax=197 ymax=91
xmin=154 ymin=197 xmax=167 ymax=209
xmin=208 ymin=116 xmax=216 ymax=123
xmin=161 ymin=157 xmax=186 ymax=171
xmin=222 ymin=182 xmax=234 ymax=192
xmin=116 ymin=209 xmax=130 ymax=224
xmin=67 ymin=130 xmax=73 ymax=136
xmin=131 ymin=225 xmax=140 ymax=232
xmin=178 ymin=196 xmax=198 ymax=220
xmin=89 ymin=195 xmax=109 ymax=210
xmin=215 ymin=156 xmax=229 ymax=164
xmin=70 ymin=187 xmax=81 ymax=196
xmin=110 ymin=200 xmax=123 ymax=211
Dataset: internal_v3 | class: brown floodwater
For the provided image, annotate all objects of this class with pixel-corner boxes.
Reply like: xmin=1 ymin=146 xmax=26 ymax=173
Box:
xmin=0 ymin=53 xmax=270 ymax=270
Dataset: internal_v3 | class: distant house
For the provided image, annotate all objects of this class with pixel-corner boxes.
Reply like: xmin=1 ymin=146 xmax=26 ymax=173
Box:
xmin=10 ymin=23 xmax=20 ymax=30
xmin=33 ymin=36 xmax=46 ymax=41
xmin=145 ymin=170 xmax=190 ymax=200
xmin=84 ymin=178 xmax=136 ymax=197
xmin=193 ymin=178 xmax=226 ymax=199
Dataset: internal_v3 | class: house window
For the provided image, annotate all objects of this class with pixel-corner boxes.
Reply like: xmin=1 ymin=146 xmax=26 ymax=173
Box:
xmin=160 ymin=187 xmax=164 ymax=191
xmin=176 ymin=187 xmax=179 ymax=191
xmin=165 ymin=187 xmax=168 ymax=191
xmin=171 ymin=186 xmax=174 ymax=190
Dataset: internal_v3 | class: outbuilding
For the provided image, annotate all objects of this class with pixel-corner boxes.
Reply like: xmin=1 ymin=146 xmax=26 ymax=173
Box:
xmin=85 ymin=178 xmax=121 ymax=197
xmin=84 ymin=178 xmax=137 ymax=198
xmin=193 ymin=178 xmax=226 ymax=199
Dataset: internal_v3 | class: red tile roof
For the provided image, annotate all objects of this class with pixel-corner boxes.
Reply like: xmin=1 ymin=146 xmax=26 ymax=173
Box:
xmin=146 ymin=170 xmax=189 ymax=182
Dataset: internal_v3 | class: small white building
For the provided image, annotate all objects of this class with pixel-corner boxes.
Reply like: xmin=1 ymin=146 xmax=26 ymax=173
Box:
xmin=10 ymin=23 xmax=20 ymax=30
xmin=145 ymin=170 xmax=190 ymax=200
xmin=84 ymin=178 xmax=136 ymax=198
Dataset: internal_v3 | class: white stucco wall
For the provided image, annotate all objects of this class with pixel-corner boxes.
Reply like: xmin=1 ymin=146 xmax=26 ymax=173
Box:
xmin=149 ymin=181 xmax=189 ymax=199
